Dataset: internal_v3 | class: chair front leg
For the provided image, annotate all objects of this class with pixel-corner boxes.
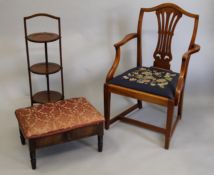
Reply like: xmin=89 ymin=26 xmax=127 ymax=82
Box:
xmin=104 ymin=84 xmax=111 ymax=129
xmin=165 ymin=100 xmax=174 ymax=149
xmin=178 ymin=89 xmax=184 ymax=120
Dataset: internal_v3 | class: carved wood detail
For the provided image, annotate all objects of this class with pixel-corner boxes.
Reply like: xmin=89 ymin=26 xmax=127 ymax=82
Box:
xmin=153 ymin=8 xmax=182 ymax=69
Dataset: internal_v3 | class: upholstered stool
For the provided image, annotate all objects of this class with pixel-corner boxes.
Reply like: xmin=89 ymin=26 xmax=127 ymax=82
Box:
xmin=15 ymin=97 xmax=104 ymax=169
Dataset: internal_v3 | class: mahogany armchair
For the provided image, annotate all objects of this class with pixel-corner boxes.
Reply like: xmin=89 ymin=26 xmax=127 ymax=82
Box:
xmin=104 ymin=3 xmax=200 ymax=149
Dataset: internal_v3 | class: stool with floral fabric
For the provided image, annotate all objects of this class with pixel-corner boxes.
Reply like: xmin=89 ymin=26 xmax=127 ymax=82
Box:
xmin=15 ymin=97 xmax=104 ymax=169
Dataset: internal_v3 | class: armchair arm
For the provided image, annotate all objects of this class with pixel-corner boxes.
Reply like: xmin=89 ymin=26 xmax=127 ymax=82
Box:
xmin=106 ymin=33 xmax=138 ymax=82
xmin=182 ymin=44 xmax=200 ymax=60
xmin=175 ymin=44 xmax=200 ymax=104
xmin=114 ymin=33 xmax=138 ymax=48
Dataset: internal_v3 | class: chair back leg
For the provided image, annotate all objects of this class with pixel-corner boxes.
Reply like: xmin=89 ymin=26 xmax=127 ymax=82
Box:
xmin=137 ymin=100 xmax=143 ymax=109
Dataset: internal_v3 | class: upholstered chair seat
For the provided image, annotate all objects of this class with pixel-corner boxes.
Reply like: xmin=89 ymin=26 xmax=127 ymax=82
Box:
xmin=109 ymin=67 xmax=179 ymax=99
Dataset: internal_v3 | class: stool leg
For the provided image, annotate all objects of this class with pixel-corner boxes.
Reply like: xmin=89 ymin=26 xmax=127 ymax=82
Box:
xmin=19 ymin=129 xmax=25 ymax=145
xmin=104 ymin=85 xmax=111 ymax=129
xmin=29 ymin=140 xmax=36 ymax=169
xmin=98 ymin=135 xmax=103 ymax=152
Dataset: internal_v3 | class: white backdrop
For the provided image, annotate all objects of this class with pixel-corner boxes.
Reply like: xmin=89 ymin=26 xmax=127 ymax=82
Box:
xmin=0 ymin=0 xmax=213 ymax=112
xmin=0 ymin=0 xmax=214 ymax=174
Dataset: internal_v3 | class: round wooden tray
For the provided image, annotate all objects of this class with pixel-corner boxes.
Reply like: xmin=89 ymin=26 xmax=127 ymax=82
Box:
xmin=32 ymin=91 xmax=63 ymax=104
xmin=27 ymin=32 xmax=60 ymax=43
xmin=30 ymin=62 xmax=61 ymax=74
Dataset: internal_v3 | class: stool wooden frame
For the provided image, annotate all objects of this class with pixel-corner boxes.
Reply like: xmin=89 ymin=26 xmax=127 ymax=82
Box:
xmin=104 ymin=3 xmax=200 ymax=149
xmin=19 ymin=123 xmax=103 ymax=169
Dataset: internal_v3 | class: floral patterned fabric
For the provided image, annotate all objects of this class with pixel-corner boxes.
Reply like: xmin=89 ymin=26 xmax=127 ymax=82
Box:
xmin=15 ymin=97 xmax=104 ymax=139
xmin=122 ymin=67 xmax=177 ymax=88
xmin=109 ymin=67 xmax=179 ymax=98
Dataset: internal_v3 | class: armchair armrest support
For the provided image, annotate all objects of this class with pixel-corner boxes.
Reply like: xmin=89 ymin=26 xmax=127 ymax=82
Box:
xmin=106 ymin=33 xmax=138 ymax=82
xmin=175 ymin=44 xmax=200 ymax=104
xmin=106 ymin=47 xmax=121 ymax=82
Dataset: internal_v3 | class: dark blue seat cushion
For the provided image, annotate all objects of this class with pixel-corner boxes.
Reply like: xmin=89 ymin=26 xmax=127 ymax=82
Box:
xmin=108 ymin=67 xmax=179 ymax=99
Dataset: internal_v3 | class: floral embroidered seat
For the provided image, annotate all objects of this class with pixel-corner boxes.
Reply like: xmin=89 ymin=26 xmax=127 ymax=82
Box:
xmin=15 ymin=97 xmax=104 ymax=169
xmin=109 ymin=67 xmax=179 ymax=99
